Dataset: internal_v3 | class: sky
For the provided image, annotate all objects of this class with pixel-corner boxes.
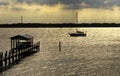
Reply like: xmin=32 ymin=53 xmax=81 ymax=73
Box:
xmin=0 ymin=0 xmax=120 ymax=24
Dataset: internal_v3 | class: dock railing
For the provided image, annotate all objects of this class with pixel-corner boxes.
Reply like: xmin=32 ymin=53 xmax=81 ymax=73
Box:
xmin=0 ymin=41 xmax=40 ymax=72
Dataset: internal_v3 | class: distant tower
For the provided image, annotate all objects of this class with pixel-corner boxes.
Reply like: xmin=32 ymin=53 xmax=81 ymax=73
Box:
xmin=76 ymin=11 xmax=78 ymax=24
xmin=74 ymin=11 xmax=78 ymax=24
xmin=21 ymin=16 xmax=23 ymax=23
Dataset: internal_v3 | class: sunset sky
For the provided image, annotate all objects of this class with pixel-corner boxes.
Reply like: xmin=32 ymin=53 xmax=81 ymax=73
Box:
xmin=0 ymin=0 xmax=120 ymax=24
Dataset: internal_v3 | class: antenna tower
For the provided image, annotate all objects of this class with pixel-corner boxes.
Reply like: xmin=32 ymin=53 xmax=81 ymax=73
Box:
xmin=21 ymin=16 xmax=23 ymax=23
xmin=76 ymin=11 xmax=78 ymax=24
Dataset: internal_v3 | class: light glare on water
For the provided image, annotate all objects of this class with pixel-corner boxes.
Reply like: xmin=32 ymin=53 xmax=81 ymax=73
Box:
xmin=0 ymin=28 xmax=120 ymax=76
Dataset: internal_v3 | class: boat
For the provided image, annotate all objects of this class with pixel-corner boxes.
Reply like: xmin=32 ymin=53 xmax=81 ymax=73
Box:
xmin=69 ymin=31 xmax=86 ymax=37
xmin=69 ymin=11 xmax=86 ymax=37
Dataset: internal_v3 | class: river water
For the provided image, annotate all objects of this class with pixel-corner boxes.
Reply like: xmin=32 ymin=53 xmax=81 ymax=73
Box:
xmin=0 ymin=28 xmax=120 ymax=76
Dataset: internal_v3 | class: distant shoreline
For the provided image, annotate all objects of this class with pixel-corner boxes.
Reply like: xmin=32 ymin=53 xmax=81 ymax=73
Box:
xmin=0 ymin=23 xmax=120 ymax=28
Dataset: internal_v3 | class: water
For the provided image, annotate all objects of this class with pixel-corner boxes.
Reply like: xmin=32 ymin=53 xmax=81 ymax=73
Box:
xmin=0 ymin=28 xmax=120 ymax=76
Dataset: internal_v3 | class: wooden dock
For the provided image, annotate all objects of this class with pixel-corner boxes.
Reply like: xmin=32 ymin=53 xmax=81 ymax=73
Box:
xmin=0 ymin=34 xmax=40 ymax=72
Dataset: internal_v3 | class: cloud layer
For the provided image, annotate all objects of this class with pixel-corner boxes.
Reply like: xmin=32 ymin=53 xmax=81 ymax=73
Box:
xmin=1 ymin=0 xmax=120 ymax=10
xmin=0 ymin=0 xmax=9 ymax=6
xmin=16 ymin=0 xmax=120 ymax=9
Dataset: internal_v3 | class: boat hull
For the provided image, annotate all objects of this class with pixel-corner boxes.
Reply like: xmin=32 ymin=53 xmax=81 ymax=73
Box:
xmin=69 ymin=33 xmax=86 ymax=37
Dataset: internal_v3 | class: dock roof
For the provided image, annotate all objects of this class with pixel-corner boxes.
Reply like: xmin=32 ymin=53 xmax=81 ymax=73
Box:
xmin=10 ymin=34 xmax=33 ymax=40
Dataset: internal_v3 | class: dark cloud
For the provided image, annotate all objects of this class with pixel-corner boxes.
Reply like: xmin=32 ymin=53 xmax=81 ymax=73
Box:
xmin=16 ymin=0 xmax=120 ymax=9
xmin=17 ymin=0 xmax=80 ymax=5
xmin=1 ymin=0 xmax=120 ymax=9
xmin=0 ymin=1 xmax=9 ymax=6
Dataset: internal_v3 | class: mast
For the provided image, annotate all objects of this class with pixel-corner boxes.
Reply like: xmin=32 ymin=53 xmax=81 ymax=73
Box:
xmin=74 ymin=11 xmax=78 ymax=23
xmin=20 ymin=3 xmax=23 ymax=24
xmin=76 ymin=11 xmax=78 ymax=31
xmin=21 ymin=16 xmax=23 ymax=23
xmin=76 ymin=11 xmax=78 ymax=24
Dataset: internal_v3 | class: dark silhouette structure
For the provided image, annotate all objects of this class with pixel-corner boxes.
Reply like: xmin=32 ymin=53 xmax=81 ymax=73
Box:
xmin=21 ymin=16 xmax=23 ymax=24
xmin=10 ymin=34 xmax=33 ymax=50
xmin=69 ymin=31 xmax=86 ymax=37
xmin=0 ymin=34 xmax=40 ymax=72
xmin=59 ymin=42 xmax=61 ymax=52
xmin=0 ymin=23 xmax=120 ymax=27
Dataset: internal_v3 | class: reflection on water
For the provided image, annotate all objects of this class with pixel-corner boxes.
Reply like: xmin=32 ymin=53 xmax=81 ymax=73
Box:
xmin=0 ymin=28 xmax=120 ymax=76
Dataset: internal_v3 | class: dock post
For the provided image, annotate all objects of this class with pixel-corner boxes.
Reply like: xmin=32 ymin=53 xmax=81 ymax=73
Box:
xmin=0 ymin=53 xmax=1 ymax=72
xmin=39 ymin=41 xmax=40 ymax=51
xmin=8 ymin=51 xmax=11 ymax=68
xmin=12 ymin=50 xmax=14 ymax=65
xmin=5 ymin=51 xmax=7 ymax=70
xmin=59 ymin=42 xmax=62 ymax=52
xmin=0 ymin=52 xmax=3 ymax=72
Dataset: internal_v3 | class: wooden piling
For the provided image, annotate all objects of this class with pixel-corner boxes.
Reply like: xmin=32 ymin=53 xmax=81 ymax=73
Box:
xmin=15 ymin=50 xmax=17 ymax=62
xmin=59 ymin=42 xmax=62 ymax=52
xmin=0 ymin=53 xmax=2 ymax=72
xmin=5 ymin=51 xmax=7 ymax=70
xmin=8 ymin=51 xmax=11 ymax=68
xmin=0 ymin=52 xmax=3 ymax=72
xmin=12 ymin=50 xmax=14 ymax=65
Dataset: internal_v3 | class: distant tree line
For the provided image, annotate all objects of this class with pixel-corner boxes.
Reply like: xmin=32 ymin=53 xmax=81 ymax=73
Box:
xmin=0 ymin=23 xmax=120 ymax=28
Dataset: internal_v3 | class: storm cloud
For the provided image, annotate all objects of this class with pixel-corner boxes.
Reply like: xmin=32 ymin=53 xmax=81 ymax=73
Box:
xmin=0 ymin=0 xmax=9 ymax=6
xmin=16 ymin=0 xmax=120 ymax=9
xmin=0 ymin=0 xmax=120 ymax=9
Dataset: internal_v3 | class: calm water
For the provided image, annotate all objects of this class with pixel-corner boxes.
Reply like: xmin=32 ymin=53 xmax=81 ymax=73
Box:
xmin=0 ymin=28 xmax=120 ymax=76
